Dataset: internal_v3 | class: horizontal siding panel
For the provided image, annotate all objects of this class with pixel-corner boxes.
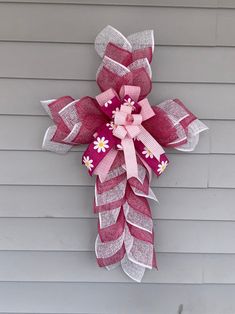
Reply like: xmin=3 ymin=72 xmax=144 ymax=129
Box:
xmin=154 ymin=83 xmax=235 ymax=120
xmin=0 ymin=115 xmax=210 ymax=153
xmin=0 ymin=282 xmax=221 ymax=314
xmin=0 ymin=151 xmax=208 ymax=187
xmin=1 ymin=43 xmax=235 ymax=83
xmin=1 ymin=186 xmax=234 ymax=221
xmin=1 ymin=251 xmax=235 ymax=284
xmin=0 ymin=4 xmax=216 ymax=46
xmin=1 ymin=282 xmax=235 ymax=314
xmin=0 ymin=218 xmax=234 ymax=253
xmin=0 ymin=218 xmax=95 ymax=251
xmin=1 ymin=0 xmax=234 ymax=8
xmin=0 ymin=186 xmax=94 ymax=218
xmin=210 ymin=121 xmax=235 ymax=154
xmin=217 ymin=9 xmax=235 ymax=45
xmin=204 ymin=254 xmax=235 ymax=284
xmin=1 ymin=79 xmax=235 ymax=120
xmin=218 ymin=0 xmax=235 ymax=8
xmin=0 ymin=115 xmax=52 ymax=151
xmin=209 ymin=155 xmax=235 ymax=188
xmin=0 ymin=251 xmax=204 ymax=284
xmin=0 ymin=78 xmax=101 ymax=116
xmin=0 ymin=0 xmax=219 ymax=7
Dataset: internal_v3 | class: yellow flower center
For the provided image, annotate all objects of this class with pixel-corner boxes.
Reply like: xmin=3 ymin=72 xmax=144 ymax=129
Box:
xmin=161 ymin=164 xmax=167 ymax=172
xmin=85 ymin=161 xmax=90 ymax=167
xmin=98 ymin=142 xmax=104 ymax=148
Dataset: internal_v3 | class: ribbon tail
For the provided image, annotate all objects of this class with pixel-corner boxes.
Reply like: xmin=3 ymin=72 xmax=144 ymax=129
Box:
xmin=121 ymin=137 xmax=138 ymax=179
xmin=138 ymin=125 xmax=165 ymax=161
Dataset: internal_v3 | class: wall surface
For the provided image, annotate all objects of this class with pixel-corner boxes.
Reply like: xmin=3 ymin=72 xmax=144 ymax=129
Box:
xmin=0 ymin=0 xmax=235 ymax=313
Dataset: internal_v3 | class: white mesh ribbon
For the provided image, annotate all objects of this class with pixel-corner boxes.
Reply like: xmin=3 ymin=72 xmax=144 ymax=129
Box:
xmin=95 ymin=25 xmax=154 ymax=58
xmin=122 ymin=224 xmax=153 ymax=282
xmin=95 ymin=232 xmax=125 ymax=259
xmin=41 ymin=98 xmax=81 ymax=153
xmin=95 ymin=25 xmax=132 ymax=58
xmin=95 ymin=180 xmax=126 ymax=207
xmin=128 ymin=58 xmax=152 ymax=79
xmin=95 ymin=25 xmax=154 ymax=88
xmin=94 ymin=155 xmax=157 ymax=282
xmin=42 ymin=125 xmax=72 ymax=153
xmin=158 ymin=99 xmax=189 ymax=125
xmin=157 ymin=99 xmax=208 ymax=148
xmin=127 ymin=29 xmax=154 ymax=53
xmin=99 ymin=207 xmax=121 ymax=229
xmin=121 ymin=254 xmax=145 ymax=282
xmin=176 ymin=119 xmax=209 ymax=151
xmin=41 ymin=99 xmax=55 ymax=118
xmin=123 ymin=202 xmax=153 ymax=233
xmin=96 ymin=56 xmax=131 ymax=80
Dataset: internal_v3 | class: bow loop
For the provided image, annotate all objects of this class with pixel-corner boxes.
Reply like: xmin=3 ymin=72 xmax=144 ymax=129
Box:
xmin=113 ymin=125 xmax=127 ymax=140
xmin=120 ymin=104 xmax=132 ymax=114
xmin=131 ymin=114 xmax=142 ymax=125
xmin=114 ymin=110 xmax=128 ymax=125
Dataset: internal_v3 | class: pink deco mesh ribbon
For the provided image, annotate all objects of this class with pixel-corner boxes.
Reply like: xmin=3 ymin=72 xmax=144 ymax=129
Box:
xmin=41 ymin=25 xmax=208 ymax=282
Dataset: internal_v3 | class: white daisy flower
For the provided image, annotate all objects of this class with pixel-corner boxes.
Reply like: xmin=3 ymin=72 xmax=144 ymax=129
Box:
xmin=106 ymin=121 xmax=116 ymax=131
xmin=93 ymin=136 xmax=109 ymax=153
xmin=124 ymin=97 xmax=135 ymax=107
xmin=116 ymin=144 xmax=123 ymax=150
xmin=123 ymin=97 xmax=135 ymax=111
xmin=112 ymin=107 xmax=120 ymax=118
xmin=142 ymin=147 xmax=154 ymax=159
xmin=157 ymin=160 xmax=168 ymax=174
xmin=104 ymin=99 xmax=112 ymax=108
xmin=83 ymin=156 xmax=94 ymax=171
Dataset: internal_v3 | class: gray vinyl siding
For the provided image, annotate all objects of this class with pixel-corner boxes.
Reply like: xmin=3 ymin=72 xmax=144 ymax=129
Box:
xmin=0 ymin=1 xmax=235 ymax=313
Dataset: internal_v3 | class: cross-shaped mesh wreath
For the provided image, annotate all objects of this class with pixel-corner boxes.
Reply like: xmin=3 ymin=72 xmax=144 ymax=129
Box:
xmin=41 ymin=26 xmax=208 ymax=282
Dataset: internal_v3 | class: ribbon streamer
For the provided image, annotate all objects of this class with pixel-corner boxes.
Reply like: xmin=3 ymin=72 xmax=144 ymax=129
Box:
xmin=41 ymin=25 xmax=208 ymax=282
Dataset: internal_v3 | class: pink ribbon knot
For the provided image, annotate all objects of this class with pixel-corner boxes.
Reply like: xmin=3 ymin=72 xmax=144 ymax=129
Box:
xmin=113 ymin=105 xmax=142 ymax=139
xmin=113 ymin=105 xmax=143 ymax=179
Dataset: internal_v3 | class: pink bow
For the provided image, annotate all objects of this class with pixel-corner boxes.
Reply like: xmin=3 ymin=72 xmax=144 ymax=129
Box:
xmin=82 ymin=85 xmax=168 ymax=180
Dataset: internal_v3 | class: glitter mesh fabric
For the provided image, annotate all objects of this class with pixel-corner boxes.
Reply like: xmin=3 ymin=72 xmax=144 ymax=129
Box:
xmin=96 ymin=57 xmax=152 ymax=100
xmin=41 ymin=25 xmax=208 ymax=282
xmin=95 ymin=26 xmax=153 ymax=100
xmin=42 ymin=96 xmax=108 ymax=152
xmin=95 ymin=25 xmax=153 ymax=66
xmin=94 ymin=154 xmax=156 ymax=281
xmin=143 ymin=99 xmax=208 ymax=149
